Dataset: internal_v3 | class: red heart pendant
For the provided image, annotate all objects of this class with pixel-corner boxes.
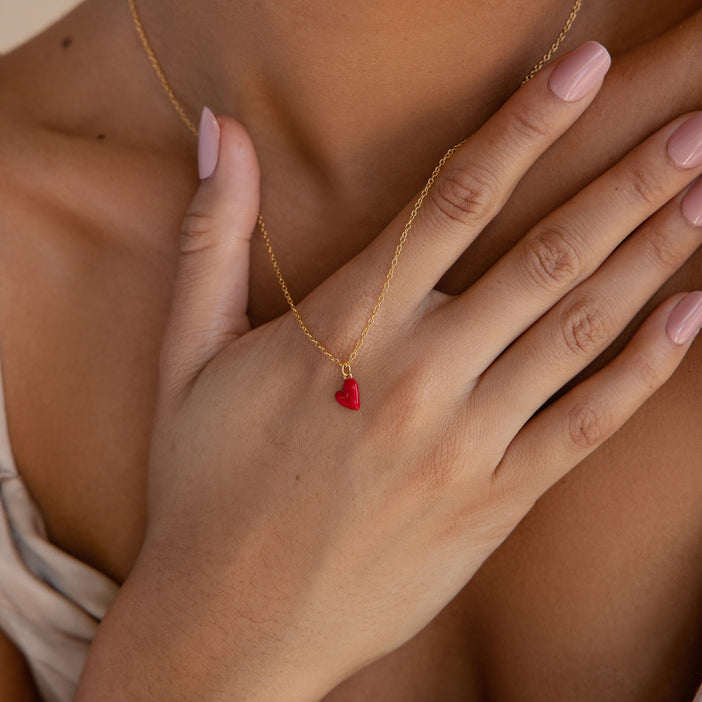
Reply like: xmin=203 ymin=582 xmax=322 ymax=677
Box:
xmin=335 ymin=377 xmax=360 ymax=411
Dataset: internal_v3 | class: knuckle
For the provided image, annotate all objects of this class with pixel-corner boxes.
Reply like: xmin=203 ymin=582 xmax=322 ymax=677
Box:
xmin=521 ymin=224 xmax=583 ymax=292
xmin=640 ymin=222 xmax=689 ymax=269
xmin=430 ymin=164 xmax=500 ymax=227
xmin=488 ymin=464 xmax=535 ymax=514
xmin=181 ymin=209 xmax=217 ymax=252
xmin=623 ymin=163 xmax=669 ymax=209
xmin=558 ymin=294 xmax=612 ymax=357
xmin=384 ymin=365 xmax=466 ymax=490
xmin=419 ymin=426 xmax=466 ymax=492
xmin=630 ymin=349 xmax=667 ymax=393
xmin=567 ymin=400 xmax=611 ymax=449
xmin=384 ymin=362 xmax=442 ymax=434
xmin=505 ymin=104 xmax=549 ymax=148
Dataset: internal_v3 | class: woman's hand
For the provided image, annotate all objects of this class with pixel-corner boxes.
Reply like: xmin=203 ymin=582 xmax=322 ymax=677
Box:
xmin=454 ymin=6 xmax=702 ymax=298
xmin=76 ymin=41 xmax=702 ymax=702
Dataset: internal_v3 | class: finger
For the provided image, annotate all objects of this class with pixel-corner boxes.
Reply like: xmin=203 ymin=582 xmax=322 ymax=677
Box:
xmin=308 ymin=41 xmax=611 ymax=330
xmin=159 ymin=108 xmax=260 ymax=404
xmin=438 ymin=111 xmax=702 ymax=375
xmin=489 ymin=291 xmax=702 ymax=500
xmin=473 ymin=177 xmax=702 ymax=443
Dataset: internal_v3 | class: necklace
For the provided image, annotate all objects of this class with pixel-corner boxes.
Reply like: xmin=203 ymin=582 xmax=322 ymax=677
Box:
xmin=127 ymin=0 xmax=582 ymax=411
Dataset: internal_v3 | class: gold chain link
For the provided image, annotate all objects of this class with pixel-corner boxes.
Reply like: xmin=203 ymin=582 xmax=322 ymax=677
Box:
xmin=127 ymin=0 xmax=582 ymax=378
xmin=521 ymin=0 xmax=583 ymax=86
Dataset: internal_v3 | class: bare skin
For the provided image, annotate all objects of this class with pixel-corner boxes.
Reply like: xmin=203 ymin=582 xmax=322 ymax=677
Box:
xmin=0 ymin=0 xmax=701 ymax=700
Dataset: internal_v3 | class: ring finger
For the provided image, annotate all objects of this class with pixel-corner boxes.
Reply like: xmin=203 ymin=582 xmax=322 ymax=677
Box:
xmin=433 ymin=111 xmax=702 ymax=376
xmin=471 ymin=176 xmax=702 ymax=444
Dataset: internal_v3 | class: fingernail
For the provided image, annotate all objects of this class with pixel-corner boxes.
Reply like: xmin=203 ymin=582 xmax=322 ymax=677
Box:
xmin=666 ymin=291 xmax=702 ymax=345
xmin=681 ymin=177 xmax=702 ymax=227
xmin=198 ymin=106 xmax=220 ymax=180
xmin=667 ymin=113 xmax=702 ymax=169
xmin=548 ymin=41 xmax=611 ymax=103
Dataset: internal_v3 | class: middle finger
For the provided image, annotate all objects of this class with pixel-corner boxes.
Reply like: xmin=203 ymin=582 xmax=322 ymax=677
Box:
xmin=474 ymin=177 xmax=702 ymax=445
xmin=433 ymin=112 xmax=702 ymax=375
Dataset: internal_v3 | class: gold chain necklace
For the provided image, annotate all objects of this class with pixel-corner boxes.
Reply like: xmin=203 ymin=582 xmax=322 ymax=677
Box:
xmin=127 ymin=0 xmax=582 ymax=410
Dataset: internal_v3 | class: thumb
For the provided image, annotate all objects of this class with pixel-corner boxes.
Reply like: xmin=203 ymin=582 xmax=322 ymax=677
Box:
xmin=160 ymin=107 xmax=260 ymax=402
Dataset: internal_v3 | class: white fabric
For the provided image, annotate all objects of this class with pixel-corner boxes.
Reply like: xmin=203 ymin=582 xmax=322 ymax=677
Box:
xmin=0 ymin=352 xmax=118 ymax=701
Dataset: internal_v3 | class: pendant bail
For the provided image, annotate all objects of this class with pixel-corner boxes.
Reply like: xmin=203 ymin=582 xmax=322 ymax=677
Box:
xmin=341 ymin=362 xmax=353 ymax=379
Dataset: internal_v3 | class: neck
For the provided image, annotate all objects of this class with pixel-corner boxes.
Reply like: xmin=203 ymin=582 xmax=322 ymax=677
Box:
xmin=132 ymin=0 xmax=583 ymax=188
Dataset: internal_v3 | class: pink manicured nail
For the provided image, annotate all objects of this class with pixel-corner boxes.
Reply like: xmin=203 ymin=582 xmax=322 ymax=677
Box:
xmin=681 ymin=177 xmax=702 ymax=227
xmin=666 ymin=291 xmax=702 ymax=345
xmin=667 ymin=113 xmax=702 ymax=169
xmin=198 ymin=106 xmax=220 ymax=180
xmin=548 ymin=41 xmax=611 ymax=103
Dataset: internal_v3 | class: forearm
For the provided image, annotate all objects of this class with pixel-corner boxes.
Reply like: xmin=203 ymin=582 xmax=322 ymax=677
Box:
xmin=74 ymin=541 xmax=327 ymax=702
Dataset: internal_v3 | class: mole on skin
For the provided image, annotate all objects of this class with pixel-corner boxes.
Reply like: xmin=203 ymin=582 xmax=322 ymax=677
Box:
xmin=61 ymin=37 xmax=73 ymax=49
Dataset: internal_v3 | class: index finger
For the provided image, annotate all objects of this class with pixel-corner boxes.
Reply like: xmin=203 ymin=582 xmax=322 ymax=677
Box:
xmin=313 ymin=41 xmax=611 ymax=330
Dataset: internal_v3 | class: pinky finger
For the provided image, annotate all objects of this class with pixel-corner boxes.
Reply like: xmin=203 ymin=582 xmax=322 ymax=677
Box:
xmin=493 ymin=291 xmax=702 ymax=498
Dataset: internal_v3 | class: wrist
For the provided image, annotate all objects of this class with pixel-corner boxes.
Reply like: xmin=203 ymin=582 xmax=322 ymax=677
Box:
xmin=75 ymin=541 xmax=331 ymax=702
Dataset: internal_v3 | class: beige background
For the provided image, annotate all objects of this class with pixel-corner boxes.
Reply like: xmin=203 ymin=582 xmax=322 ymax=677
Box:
xmin=0 ymin=0 xmax=81 ymax=53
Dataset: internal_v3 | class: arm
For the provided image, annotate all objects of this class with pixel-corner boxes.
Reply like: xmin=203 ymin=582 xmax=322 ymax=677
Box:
xmin=75 ymin=42 xmax=702 ymax=700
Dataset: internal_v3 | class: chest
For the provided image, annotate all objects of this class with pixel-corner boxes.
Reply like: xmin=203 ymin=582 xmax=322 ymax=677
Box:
xmin=3 ymin=166 xmax=701 ymax=702
xmin=1 ymin=6 xmax=702 ymax=697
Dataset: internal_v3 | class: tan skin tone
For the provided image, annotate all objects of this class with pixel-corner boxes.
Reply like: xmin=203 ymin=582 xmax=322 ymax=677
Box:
xmin=0 ymin=0 xmax=701 ymax=700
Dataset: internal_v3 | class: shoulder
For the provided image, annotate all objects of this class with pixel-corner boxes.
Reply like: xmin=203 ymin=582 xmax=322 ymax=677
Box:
xmin=0 ymin=40 xmax=81 ymax=240
xmin=0 ymin=6 xmax=192 ymax=239
xmin=0 ymin=51 xmax=81 ymax=315
xmin=0 ymin=30 xmax=186 ymax=268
